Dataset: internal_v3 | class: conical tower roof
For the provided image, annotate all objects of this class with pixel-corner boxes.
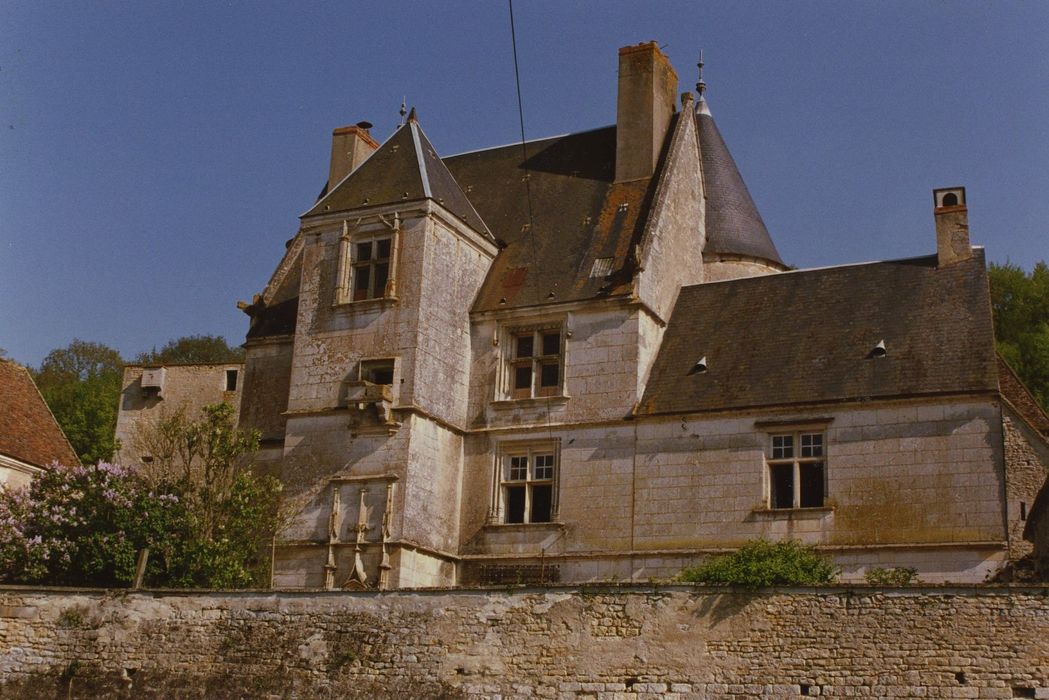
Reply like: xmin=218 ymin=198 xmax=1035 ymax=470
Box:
xmin=696 ymin=100 xmax=783 ymax=265
xmin=305 ymin=114 xmax=491 ymax=239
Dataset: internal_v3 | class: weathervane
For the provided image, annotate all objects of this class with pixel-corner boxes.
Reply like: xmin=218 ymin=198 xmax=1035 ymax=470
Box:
xmin=696 ymin=49 xmax=707 ymax=98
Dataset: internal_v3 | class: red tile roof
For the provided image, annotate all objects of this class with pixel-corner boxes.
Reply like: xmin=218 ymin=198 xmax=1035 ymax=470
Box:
xmin=0 ymin=360 xmax=79 ymax=469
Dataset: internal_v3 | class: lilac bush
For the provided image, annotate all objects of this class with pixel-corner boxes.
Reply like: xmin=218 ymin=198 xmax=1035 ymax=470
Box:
xmin=0 ymin=462 xmax=187 ymax=587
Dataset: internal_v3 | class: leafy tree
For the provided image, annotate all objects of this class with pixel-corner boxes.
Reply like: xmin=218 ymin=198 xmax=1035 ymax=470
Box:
xmin=33 ymin=340 xmax=124 ymax=464
xmin=130 ymin=402 xmax=282 ymax=588
xmin=988 ymin=261 xmax=1049 ymax=410
xmin=678 ymin=540 xmax=838 ymax=587
xmin=136 ymin=334 xmax=244 ymax=365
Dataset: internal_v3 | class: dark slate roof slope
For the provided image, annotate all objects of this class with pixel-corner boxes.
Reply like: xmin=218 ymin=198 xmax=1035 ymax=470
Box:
xmin=696 ymin=101 xmax=783 ymax=265
xmin=639 ymin=251 xmax=996 ymax=415
xmin=445 ymin=125 xmax=657 ymax=312
xmin=0 ymin=360 xmax=79 ymax=467
xmin=305 ymin=119 xmax=490 ymax=239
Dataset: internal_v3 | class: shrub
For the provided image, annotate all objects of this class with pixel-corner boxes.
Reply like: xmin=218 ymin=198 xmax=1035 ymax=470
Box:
xmin=678 ymin=540 xmax=838 ymax=587
xmin=863 ymin=566 xmax=918 ymax=586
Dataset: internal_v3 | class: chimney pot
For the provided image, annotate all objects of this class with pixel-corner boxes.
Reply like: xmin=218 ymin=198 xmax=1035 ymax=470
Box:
xmin=933 ymin=186 xmax=972 ymax=266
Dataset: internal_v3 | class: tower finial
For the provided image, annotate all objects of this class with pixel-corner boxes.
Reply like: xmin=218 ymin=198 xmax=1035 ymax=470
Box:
xmin=399 ymin=97 xmax=407 ymax=126
xmin=696 ymin=49 xmax=707 ymax=98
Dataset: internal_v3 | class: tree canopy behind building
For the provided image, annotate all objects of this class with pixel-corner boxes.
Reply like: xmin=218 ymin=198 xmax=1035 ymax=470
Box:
xmin=136 ymin=335 xmax=244 ymax=365
xmin=989 ymin=261 xmax=1049 ymax=411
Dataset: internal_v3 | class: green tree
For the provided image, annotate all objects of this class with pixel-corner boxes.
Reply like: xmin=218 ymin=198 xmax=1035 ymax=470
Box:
xmin=678 ymin=540 xmax=838 ymax=587
xmin=33 ymin=340 xmax=124 ymax=464
xmin=988 ymin=261 xmax=1049 ymax=410
xmin=136 ymin=334 xmax=244 ymax=365
xmin=131 ymin=402 xmax=282 ymax=587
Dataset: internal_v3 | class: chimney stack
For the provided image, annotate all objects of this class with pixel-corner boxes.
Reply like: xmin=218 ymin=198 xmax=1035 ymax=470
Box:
xmin=933 ymin=186 xmax=972 ymax=266
xmin=615 ymin=42 xmax=678 ymax=183
xmin=329 ymin=121 xmax=379 ymax=190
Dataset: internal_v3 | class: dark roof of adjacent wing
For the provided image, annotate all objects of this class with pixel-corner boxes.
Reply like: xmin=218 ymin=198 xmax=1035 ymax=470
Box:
xmin=639 ymin=251 xmax=996 ymax=415
xmin=0 ymin=360 xmax=80 ymax=467
xmin=246 ymin=297 xmax=299 ymax=340
xmin=696 ymin=104 xmax=783 ymax=265
xmin=444 ymin=125 xmax=656 ymax=312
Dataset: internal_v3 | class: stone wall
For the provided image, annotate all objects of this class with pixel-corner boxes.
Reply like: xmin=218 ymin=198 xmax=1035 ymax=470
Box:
xmin=114 ymin=364 xmax=244 ymax=468
xmin=1 ymin=585 xmax=1047 ymax=699
xmin=1002 ymin=407 xmax=1049 ymax=560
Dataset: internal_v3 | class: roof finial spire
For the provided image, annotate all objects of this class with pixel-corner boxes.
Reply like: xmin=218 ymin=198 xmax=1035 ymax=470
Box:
xmin=696 ymin=49 xmax=707 ymax=99
xmin=399 ymin=97 xmax=407 ymax=126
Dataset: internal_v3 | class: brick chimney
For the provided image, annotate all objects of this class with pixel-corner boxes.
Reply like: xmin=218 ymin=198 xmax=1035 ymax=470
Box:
xmin=933 ymin=186 xmax=972 ymax=266
xmin=329 ymin=122 xmax=379 ymax=189
xmin=615 ymin=42 xmax=678 ymax=183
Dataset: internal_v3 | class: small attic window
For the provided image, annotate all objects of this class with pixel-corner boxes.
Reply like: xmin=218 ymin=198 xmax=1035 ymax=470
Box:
xmin=590 ymin=257 xmax=614 ymax=278
xmin=690 ymin=356 xmax=708 ymax=374
xmin=868 ymin=340 xmax=887 ymax=359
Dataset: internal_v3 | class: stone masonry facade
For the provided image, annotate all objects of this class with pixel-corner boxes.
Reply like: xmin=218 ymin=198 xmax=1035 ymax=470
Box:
xmin=1 ymin=586 xmax=1048 ymax=699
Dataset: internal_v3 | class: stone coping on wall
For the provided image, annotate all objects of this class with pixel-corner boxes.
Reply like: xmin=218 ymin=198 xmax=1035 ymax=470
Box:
xmin=2 ymin=581 xmax=1046 ymax=598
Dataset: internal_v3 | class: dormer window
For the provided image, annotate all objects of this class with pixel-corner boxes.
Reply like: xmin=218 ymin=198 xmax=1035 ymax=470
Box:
xmin=334 ymin=223 xmax=398 ymax=306
xmin=352 ymin=237 xmax=392 ymax=301
xmin=509 ymin=327 xmax=563 ymax=399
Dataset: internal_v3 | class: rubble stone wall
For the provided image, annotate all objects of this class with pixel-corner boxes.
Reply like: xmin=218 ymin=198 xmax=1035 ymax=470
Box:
xmin=1 ymin=585 xmax=1047 ymax=699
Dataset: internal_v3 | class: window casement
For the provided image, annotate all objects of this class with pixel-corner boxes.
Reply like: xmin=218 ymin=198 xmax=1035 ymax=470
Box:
xmin=493 ymin=444 xmax=559 ymax=524
xmin=767 ymin=431 xmax=826 ymax=509
xmin=507 ymin=326 xmax=563 ymax=399
xmin=334 ymin=221 xmax=398 ymax=305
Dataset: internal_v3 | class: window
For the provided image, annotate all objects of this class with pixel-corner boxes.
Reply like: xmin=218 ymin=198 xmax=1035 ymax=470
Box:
xmin=767 ymin=431 xmax=826 ymax=509
xmin=224 ymin=369 xmax=238 ymax=392
xmin=499 ymin=446 xmax=558 ymax=524
xmin=359 ymin=358 xmax=394 ymax=385
xmin=509 ymin=327 xmax=563 ymax=399
xmin=352 ymin=237 xmax=392 ymax=301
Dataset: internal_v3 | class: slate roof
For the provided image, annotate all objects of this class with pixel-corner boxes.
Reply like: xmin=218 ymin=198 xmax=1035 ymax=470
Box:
xmin=998 ymin=355 xmax=1049 ymax=436
xmin=696 ymin=100 xmax=783 ymax=265
xmin=444 ymin=126 xmax=653 ymax=312
xmin=246 ymin=297 xmax=298 ymax=340
xmin=0 ymin=360 xmax=79 ymax=468
xmin=305 ymin=117 xmax=491 ymax=239
xmin=639 ymin=251 xmax=997 ymax=415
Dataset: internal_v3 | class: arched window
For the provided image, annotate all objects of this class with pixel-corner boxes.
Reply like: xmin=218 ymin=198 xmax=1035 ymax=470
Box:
xmin=942 ymin=192 xmax=959 ymax=207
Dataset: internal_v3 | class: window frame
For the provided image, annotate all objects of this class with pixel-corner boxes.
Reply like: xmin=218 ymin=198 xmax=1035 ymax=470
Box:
xmin=502 ymin=323 xmax=565 ymax=400
xmin=491 ymin=442 xmax=560 ymax=525
xmin=766 ymin=430 xmax=827 ymax=510
xmin=334 ymin=222 xmax=400 ymax=306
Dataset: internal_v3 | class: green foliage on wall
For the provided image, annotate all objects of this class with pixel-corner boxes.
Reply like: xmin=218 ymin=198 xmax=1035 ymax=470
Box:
xmin=989 ymin=261 xmax=1049 ymax=411
xmin=678 ymin=540 xmax=839 ymax=587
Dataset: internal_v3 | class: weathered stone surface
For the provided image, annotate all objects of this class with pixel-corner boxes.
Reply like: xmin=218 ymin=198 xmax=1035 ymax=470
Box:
xmin=1 ymin=586 xmax=1046 ymax=699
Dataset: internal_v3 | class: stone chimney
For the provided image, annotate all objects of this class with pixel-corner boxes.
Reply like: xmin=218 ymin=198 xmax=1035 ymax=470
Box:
xmin=329 ymin=122 xmax=379 ymax=189
xmin=933 ymin=186 xmax=972 ymax=266
xmin=615 ymin=42 xmax=678 ymax=183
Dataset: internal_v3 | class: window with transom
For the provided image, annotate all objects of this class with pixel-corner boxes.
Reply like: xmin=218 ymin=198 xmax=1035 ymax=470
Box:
xmin=767 ymin=431 xmax=826 ymax=509
xmin=509 ymin=327 xmax=563 ymax=399
xmin=351 ymin=237 xmax=392 ymax=301
xmin=500 ymin=447 xmax=557 ymax=524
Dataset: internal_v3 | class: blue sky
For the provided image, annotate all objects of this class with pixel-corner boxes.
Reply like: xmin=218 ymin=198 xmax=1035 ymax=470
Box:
xmin=2 ymin=2 xmax=1047 ymax=367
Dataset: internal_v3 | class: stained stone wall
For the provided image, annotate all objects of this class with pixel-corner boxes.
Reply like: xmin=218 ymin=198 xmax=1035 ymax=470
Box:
xmin=1 ymin=585 xmax=1047 ymax=699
